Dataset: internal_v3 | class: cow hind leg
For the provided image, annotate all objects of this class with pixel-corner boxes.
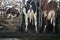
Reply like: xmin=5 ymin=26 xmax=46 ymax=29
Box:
xmin=30 ymin=15 xmax=32 ymax=23
xmin=52 ymin=10 xmax=56 ymax=32
xmin=53 ymin=19 xmax=55 ymax=32
xmin=43 ymin=25 xmax=47 ymax=33
xmin=43 ymin=19 xmax=47 ymax=33
xmin=25 ymin=15 xmax=28 ymax=32
xmin=51 ymin=18 xmax=53 ymax=24
xmin=34 ymin=13 xmax=38 ymax=33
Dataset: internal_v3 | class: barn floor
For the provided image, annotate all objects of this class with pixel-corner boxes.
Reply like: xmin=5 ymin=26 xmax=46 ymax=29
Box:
xmin=0 ymin=33 xmax=60 ymax=40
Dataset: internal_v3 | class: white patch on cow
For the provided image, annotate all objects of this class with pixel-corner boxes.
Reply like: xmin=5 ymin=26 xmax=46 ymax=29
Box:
xmin=44 ymin=10 xmax=47 ymax=17
xmin=48 ymin=10 xmax=55 ymax=24
xmin=7 ymin=14 xmax=11 ymax=18
xmin=47 ymin=0 xmax=51 ymax=3
xmin=7 ymin=13 xmax=17 ymax=20
xmin=15 ymin=8 xmax=18 ymax=10
xmin=27 ymin=8 xmax=34 ymax=22
xmin=47 ymin=10 xmax=55 ymax=20
xmin=11 ymin=14 xmax=17 ymax=20
xmin=30 ymin=5 xmax=32 ymax=8
xmin=53 ymin=20 xmax=55 ymax=32
xmin=7 ymin=5 xmax=13 ymax=8
xmin=23 ymin=8 xmax=26 ymax=15
xmin=25 ymin=0 xmax=29 ymax=5
xmin=56 ymin=0 xmax=59 ymax=2
xmin=6 ymin=5 xmax=13 ymax=11
xmin=43 ymin=25 xmax=47 ymax=32
xmin=15 ymin=7 xmax=20 ymax=12
xmin=51 ymin=17 xmax=53 ymax=24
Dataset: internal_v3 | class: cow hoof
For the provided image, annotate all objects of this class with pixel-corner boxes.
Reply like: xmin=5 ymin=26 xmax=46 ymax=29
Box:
xmin=53 ymin=30 xmax=55 ymax=33
xmin=35 ymin=31 xmax=38 ymax=33
xmin=25 ymin=29 xmax=28 ymax=32
xmin=43 ymin=30 xmax=46 ymax=33
xmin=53 ymin=29 xmax=55 ymax=33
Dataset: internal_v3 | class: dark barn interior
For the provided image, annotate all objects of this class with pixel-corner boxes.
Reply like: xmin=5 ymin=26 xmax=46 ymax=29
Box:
xmin=0 ymin=0 xmax=60 ymax=40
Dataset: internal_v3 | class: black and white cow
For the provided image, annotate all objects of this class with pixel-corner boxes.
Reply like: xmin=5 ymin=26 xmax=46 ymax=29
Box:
xmin=5 ymin=0 xmax=22 ymax=20
xmin=23 ymin=0 xmax=39 ymax=33
xmin=6 ymin=5 xmax=20 ymax=20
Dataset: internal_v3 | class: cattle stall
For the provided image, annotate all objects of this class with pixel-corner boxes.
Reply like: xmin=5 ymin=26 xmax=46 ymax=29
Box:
xmin=0 ymin=0 xmax=22 ymax=32
xmin=0 ymin=0 xmax=60 ymax=37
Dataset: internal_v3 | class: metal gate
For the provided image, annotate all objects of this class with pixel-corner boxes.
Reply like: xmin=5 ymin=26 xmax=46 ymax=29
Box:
xmin=0 ymin=0 xmax=22 ymax=32
xmin=0 ymin=7 xmax=6 ymax=22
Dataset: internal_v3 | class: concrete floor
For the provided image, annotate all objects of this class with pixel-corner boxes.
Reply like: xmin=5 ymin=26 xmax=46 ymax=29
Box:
xmin=0 ymin=38 xmax=22 ymax=40
xmin=0 ymin=37 xmax=60 ymax=40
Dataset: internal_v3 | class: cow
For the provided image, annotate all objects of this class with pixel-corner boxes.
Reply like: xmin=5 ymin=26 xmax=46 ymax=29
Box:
xmin=41 ymin=0 xmax=57 ymax=32
xmin=23 ymin=0 xmax=38 ymax=33
xmin=6 ymin=5 xmax=20 ymax=20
